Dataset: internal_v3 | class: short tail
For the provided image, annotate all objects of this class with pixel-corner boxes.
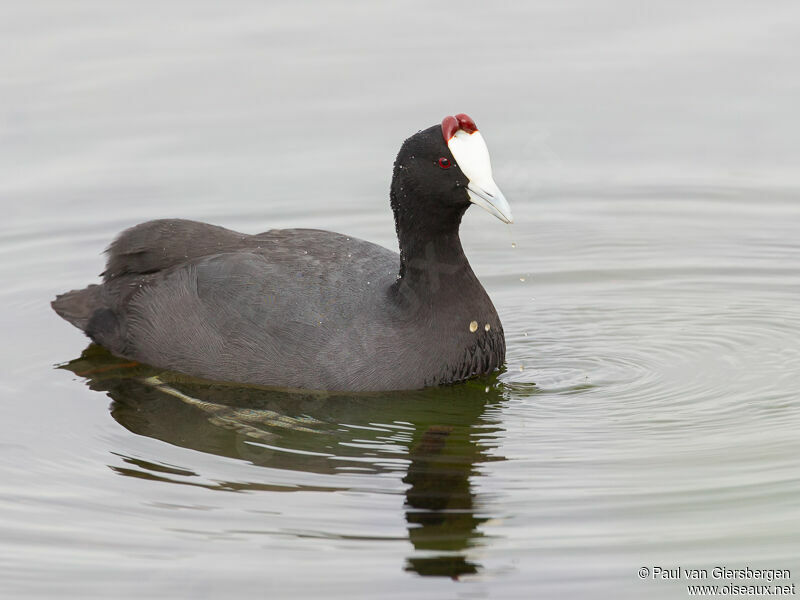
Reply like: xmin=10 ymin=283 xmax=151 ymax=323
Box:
xmin=51 ymin=285 xmax=104 ymax=332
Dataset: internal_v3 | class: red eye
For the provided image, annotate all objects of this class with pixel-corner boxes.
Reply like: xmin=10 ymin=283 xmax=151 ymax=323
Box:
xmin=438 ymin=157 xmax=451 ymax=169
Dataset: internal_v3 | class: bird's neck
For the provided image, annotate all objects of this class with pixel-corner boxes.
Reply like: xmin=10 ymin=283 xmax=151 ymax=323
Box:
xmin=390 ymin=187 xmax=477 ymax=299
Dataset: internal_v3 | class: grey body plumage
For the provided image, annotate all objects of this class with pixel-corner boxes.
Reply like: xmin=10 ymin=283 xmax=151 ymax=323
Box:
xmin=52 ymin=120 xmax=508 ymax=391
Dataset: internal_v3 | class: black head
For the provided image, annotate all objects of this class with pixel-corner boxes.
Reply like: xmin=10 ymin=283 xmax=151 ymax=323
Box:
xmin=391 ymin=123 xmax=471 ymax=225
xmin=389 ymin=115 xmax=513 ymax=266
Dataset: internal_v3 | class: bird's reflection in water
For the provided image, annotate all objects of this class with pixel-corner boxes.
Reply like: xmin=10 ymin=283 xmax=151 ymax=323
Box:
xmin=62 ymin=344 xmax=506 ymax=579
xmin=404 ymin=425 xmax=486 ymax=578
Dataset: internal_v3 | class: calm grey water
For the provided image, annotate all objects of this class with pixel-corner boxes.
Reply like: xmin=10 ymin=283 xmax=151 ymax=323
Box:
xmin=2 ymin=2 xmax=799 ymax=598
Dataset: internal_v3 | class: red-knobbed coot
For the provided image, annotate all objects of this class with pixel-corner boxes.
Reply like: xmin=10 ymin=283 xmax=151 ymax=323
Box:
xmin=53 ymin=114 xmax=513 ymax=391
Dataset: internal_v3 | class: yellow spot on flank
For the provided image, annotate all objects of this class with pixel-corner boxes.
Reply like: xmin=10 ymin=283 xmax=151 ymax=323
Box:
xmin=484 ymin=323 xmax=491 ymax=332
xmin=469 ymin=320 xmax=478 ymax=333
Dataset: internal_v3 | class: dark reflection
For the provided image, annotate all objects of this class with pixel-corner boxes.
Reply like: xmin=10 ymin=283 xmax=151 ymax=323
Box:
xmin=403 ymin=425 xmax=485 ymax=578
xmin=61 ymin=344 xmax=506 ymax=579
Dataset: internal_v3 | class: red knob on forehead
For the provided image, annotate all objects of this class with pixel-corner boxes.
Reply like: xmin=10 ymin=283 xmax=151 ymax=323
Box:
xmin=441 ymin=115 xmax=459 ymax=141
xmin=455 ymin=113 xmax=478 ymax=134
xmin=441 ymin=113 xmax=479 ymax=142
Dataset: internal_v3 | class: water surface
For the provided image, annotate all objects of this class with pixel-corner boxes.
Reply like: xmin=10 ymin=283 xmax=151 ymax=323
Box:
xmin=1 ymin=2 xmax=799 ymax=598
